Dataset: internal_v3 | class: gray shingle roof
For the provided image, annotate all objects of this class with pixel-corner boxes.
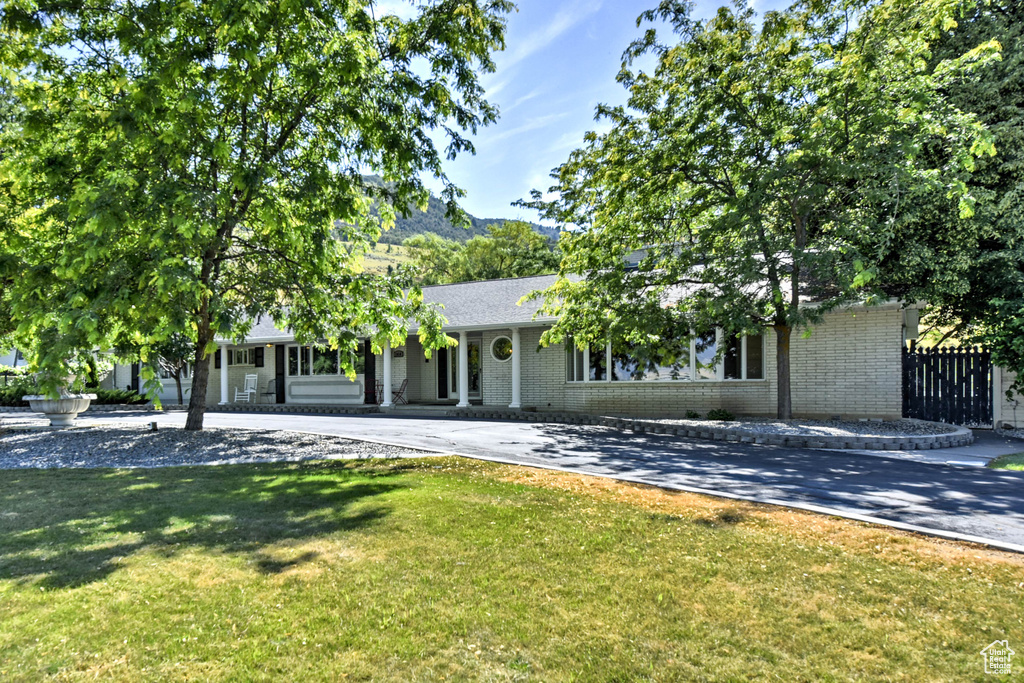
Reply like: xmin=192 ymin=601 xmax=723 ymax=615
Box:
xmin=230 ymin=275 xmax=558 ymax=343
xmin=413 ymin=274 xmax=557 ymax=332
xmin=241 ymin=315 xmax=293 ymax=341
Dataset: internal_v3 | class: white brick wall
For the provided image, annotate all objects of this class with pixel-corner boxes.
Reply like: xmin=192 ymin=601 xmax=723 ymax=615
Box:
xmin=996 ymin=367 xmax=1024 ymax=428
xmin=138 ymin=306 xmax=905 ymax=418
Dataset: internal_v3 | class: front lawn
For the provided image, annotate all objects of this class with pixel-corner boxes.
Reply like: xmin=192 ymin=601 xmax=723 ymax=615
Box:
xmin=1 ymin=458 xmax=1021 ymax=681
xmin=988 ymin=452 xmax=1024 ymax=471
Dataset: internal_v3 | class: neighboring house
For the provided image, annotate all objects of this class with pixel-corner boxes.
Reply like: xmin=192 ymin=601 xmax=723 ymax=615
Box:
xmin=96 ymin=274 xmax=928 ymax=420
xmin=0 ymin=349 xmax=27 ymax=369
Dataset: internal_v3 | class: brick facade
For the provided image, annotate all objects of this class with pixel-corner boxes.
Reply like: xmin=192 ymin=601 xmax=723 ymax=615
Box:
xmin=102 ymin=304 xmax=907 ymax=418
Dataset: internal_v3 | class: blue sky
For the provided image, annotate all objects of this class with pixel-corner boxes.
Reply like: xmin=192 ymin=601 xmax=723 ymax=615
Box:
xmin=411 ymin=0 xmax=790 ymax=223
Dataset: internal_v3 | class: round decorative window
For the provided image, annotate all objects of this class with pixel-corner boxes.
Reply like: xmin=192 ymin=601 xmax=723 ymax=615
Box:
xmin=491 ymin=336 xmax=513 ymax=362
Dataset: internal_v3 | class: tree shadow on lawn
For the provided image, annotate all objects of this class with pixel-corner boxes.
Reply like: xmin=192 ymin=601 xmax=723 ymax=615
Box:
xmin=0 ymin=461 xmax=408 ymax=589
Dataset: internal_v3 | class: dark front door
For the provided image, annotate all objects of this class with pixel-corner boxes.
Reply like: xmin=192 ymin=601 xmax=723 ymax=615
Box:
xmin=437 ymin=348 xmax=449 ymax=400
xmin=275 ymin=344 xmax=286 ymax=403
xmin=364 ymin=340 xmax=377 ymax=404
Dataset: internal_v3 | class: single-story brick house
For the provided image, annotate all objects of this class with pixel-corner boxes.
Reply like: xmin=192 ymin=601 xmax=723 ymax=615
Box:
xmin=95 ymin=274 xmax=930 ymax=420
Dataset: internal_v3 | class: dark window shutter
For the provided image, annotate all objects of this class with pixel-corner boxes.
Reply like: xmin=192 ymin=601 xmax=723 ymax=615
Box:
xmin=215 ymin=351 xmax=221 ymax=369
xmin=227 ymin=350 xmax=233 ymax=366
xmin=254 ymin=347 xmax=264 ymax=367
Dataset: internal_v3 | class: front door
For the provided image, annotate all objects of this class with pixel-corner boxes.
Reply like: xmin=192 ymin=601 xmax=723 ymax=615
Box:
xmin=440 ymin=336 xmax=482 ymax=402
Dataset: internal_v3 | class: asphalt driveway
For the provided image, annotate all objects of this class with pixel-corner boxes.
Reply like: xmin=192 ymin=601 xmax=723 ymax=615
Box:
xmin=87 ymin=411 xmax=1024 ymax=551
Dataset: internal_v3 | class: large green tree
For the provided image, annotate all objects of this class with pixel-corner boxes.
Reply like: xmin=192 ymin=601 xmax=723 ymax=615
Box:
xmin=522 ymin=0 xmax=995 ymax=418
xmin=870 ymin=0 xmax=1024 ymax=393
xmin=0 ymin=0 xmax=511 ymax=429
xmin=403 ymin=220 xmax=559 ymax=284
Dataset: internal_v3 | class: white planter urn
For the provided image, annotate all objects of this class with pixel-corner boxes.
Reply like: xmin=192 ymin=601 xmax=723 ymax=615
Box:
xmin=22 ymin=391 xmax=97 ymax=427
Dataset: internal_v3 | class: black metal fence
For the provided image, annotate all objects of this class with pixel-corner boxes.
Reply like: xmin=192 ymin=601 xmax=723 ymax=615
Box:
xmin=902 ymin=342 xmax=992 ymax=426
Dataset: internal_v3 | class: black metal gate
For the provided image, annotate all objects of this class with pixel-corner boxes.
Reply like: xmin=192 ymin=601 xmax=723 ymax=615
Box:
xmin=902 ymin=342 xmax=992 ymax=426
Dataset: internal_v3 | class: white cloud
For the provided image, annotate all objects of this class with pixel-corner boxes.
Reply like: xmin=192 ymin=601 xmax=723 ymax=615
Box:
xmin=369 ymin=0 xmax=419 ymax=21
xmin=498 ymin=0 xmax=603 ymax=72
xmin=484 ymin=112 xmax=572 ymax=146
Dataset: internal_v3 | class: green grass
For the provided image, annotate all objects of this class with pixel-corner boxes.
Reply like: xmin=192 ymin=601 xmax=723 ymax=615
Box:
xmin=988 ymin=452 xmax=1024 ymax=470
xmin=1 ymin=457 xmax=1022 ymax=681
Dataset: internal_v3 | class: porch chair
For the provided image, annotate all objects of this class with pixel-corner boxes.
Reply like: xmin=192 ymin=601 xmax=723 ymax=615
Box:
xmin=375 ymin=380 xmax=384 ymax=405
xmin=260 ymin=378 xmax=277 ymax=404
xmin=392 ymin=378 xmax=409 ymax=405
xmin=234 ymin=373 xmax=258 ymax=403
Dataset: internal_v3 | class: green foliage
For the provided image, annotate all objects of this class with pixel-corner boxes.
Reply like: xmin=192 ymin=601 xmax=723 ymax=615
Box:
xmin=403 ymin=221 xmax=560 ymax=284
xmin=91 ymin=388 xmax=149 ymax=406
xmin=685 ymin=409 xmax=701 ymax=420
xmin=706 ymin=408 xmax=735 ymax=422
xmin=0 ymin=0 xmax=511 ymax=427
xmin=869 ymin=0 xmax=1024 ymax=395
xmin=0 ymin=376 xmax=34 ymax=406
xmin=521 ymin=0 xmax=995 ymax=418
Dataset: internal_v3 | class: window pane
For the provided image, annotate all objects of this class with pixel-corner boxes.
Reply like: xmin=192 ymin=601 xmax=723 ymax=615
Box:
xmin=695 ymin=331 xmax=717 ymax=380
xmin=589 ymin=345 xmax=606 ymax=381
xmin=288 ymin=347 xmax=299 ymax=376
xmin=312 ymin=348 xmax=338 ymax=375
xmin=566 ymin=345 xmax=575 ymax=382
xmin=746 ymin=333 xmax=764 ymax=379
xmin=611 ymin=345 xmax=640 ymax=381
xmin=353 ymin=350 xmax=366 ymax=375
xmin=724 ymin=334 xmax=741 ymax=380
xmin=657 ymin=345 xmax=692 ymax=381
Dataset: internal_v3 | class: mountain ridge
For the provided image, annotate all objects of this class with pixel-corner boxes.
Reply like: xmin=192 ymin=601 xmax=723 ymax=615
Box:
xmin=365 ymin=177 xmax=559 ymax=245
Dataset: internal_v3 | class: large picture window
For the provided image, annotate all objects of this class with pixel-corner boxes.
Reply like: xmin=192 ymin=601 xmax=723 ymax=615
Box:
xmin=287 ymin=345 xmax=365 ymax=377
xmin=568 ymin=330 xmax=765 ymax=383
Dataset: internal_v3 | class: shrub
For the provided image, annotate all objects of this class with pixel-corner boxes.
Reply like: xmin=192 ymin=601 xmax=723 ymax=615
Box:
xmin=706 ymin=408 xmax=735 ymax=421
xmin=91 ymin=389 xmax=149 ymax=405
xmin=0 ymin=383 xmax=148 ymax=407
xmin=0 ymin=378 xmax=37 ymax=407
xmin=684 ymin=409 xmax=701 ymax=419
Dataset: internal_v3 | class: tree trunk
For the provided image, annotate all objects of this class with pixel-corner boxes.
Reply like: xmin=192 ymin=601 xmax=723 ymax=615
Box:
xmin=774 ymin=324 xmax=792 ymax=420
xmin=174 ymin=372 xmax=183 ymax=406
xmin=185 ymin=319 xmax=214 ymax=431
xmin=185 ymin=348 xmax=210 ymax=431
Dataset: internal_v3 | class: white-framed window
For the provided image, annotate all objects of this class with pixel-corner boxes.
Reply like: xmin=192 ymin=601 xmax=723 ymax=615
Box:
xmin=230 ymin=348 xmax=254 ymax=366
xmin=567 ymin=330 xmax=765 ymax=383
xmin=286 ymin=345 xmax=365 ymax=377
xmin=490 ymin=336 xmax=513 ymax=363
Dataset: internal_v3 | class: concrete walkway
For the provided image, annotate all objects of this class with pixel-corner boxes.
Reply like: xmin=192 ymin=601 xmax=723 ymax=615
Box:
xmin=75 ymin=410 xmax=1024 ymax=553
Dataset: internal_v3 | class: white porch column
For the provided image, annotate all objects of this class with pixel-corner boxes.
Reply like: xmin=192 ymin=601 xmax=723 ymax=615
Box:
xmin=382 ymin=340 xmax=393 ymax=408
xmin=457 ymin=330 xmax=470 ymax=408
xmin=509 ymin=327 xmax=522 ymax=409
xmin=219 ymin=345 xmax=229 ymax=405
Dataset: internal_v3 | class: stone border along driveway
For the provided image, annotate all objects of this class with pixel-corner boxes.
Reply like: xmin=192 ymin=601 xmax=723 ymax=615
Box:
xmin=445 ymin=409 xmax=974 ymax=451
xmin=1 ymin=403 xmax=971 ymax=449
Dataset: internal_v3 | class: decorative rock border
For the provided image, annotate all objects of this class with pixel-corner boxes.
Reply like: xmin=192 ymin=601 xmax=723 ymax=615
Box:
xmin=444 ymin=409 xmax=973 ymax=450
xmin=0 ymin=403 xmax=149 ymax=413
xmin=208 ymin=404 xmax=380 ymax=416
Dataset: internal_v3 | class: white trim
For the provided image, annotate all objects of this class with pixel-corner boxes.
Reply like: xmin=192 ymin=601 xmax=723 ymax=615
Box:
xmin=219 ymin=346 xmax=228 ymax=405
xmin=382 ymin=341 xmax=393 ymax=408
xmin=509 ymin=328 xmax=521 ymax=409
xmin=457 ymin=331 xmax=470 ymax=408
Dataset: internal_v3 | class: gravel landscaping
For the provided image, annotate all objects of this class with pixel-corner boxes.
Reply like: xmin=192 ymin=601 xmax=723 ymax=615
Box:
xmin=652 ymin=417 xmax=958 ymax=438
xmin=0 ymin=425 xmax=435 ymax=469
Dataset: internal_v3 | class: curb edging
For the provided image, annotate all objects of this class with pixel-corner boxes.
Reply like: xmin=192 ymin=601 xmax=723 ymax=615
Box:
xmin=442 ymin=409 xmax=973 ymax=450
